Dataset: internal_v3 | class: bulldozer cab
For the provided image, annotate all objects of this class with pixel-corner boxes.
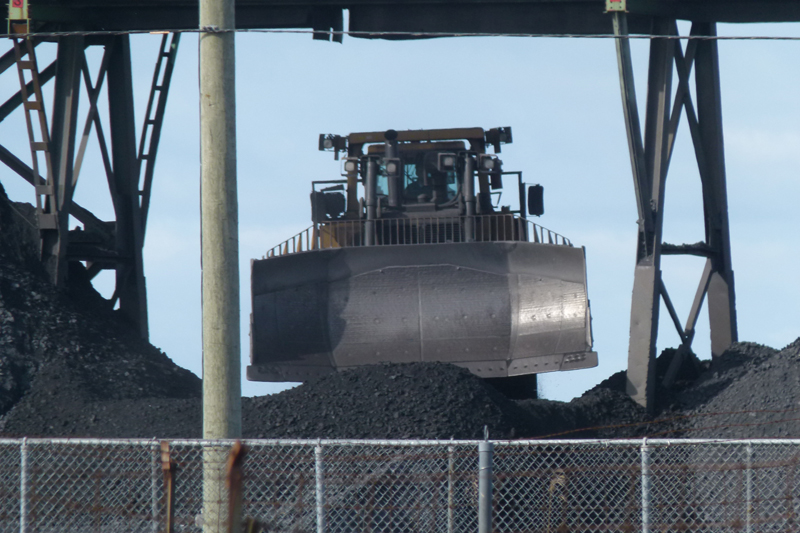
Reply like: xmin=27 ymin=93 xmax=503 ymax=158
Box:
xmin=315 ymin=127 xmax=525 ymax=223
xmin=371 ymin=142 xmax=464 ymax=206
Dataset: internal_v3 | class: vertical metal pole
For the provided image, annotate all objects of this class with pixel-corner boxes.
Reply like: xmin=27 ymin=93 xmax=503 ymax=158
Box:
xmin=151 ymin=441 xmax=159 ymax=533
xmin=641 ymin=440 xmax=651 ymax=533
xmin=315 ymin=445 xmax=325 ymax=533
xmin=385 ymin=134 xmax=400 ymax=208
xmin=345 ymin=166 xmax=360 ymax=216
xmin=745 ymin=442 xmax=753 ymax=533
xmin=478 ymin=441 xmax=493 ymax=533
xmin=19 ymin=438 xmax=28 ymax=533
xmin=200 ymin=0 xmax=240 ymax=529
xmin=447 ymin=445 xmax=455 ymax=533
xmin=365 ymin=157 xmax=377 ymax=246
xmin=463 ymin=155 xmax=476 ymax=242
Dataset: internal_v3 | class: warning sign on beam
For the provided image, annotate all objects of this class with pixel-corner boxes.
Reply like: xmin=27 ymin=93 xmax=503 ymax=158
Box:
xmin=8 ymin=0 xmax=29 ymax=34
xmin=605 ymin=0 xmax=627 ymax=12
xmin=8 ymin=0 xmax=28 ymax=20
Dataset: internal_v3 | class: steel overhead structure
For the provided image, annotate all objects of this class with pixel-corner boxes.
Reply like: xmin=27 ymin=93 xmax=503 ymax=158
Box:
xmin=7 ymin=0 xmax=800 ymax=33
xmin=3 ymin=0 xmax=798 ymax=411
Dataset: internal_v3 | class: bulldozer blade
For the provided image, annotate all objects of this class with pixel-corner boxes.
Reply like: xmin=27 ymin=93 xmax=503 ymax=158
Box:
xmin=248 ymin=241 xmax=596 ymax=382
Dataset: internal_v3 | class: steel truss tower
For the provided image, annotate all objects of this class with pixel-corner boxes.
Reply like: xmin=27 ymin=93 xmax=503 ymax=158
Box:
xmin=612 ymin=11 xmax=737 ymax=411
xmin=0 ymin=32 xmax=180 ymax=339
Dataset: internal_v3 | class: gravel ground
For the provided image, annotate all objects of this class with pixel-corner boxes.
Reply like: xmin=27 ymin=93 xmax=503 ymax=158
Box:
xmin=1 ymin=184 xmax=798 ymax=440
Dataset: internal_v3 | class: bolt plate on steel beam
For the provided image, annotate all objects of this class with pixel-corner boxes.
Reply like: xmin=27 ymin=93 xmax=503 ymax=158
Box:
xmin=606 ymin=0 xmax=627 ymax=12
xmin=37 ymin=213 xmax=57 ymax=230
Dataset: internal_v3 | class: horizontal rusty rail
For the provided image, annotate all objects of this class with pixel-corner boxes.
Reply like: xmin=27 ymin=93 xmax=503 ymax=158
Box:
xmin=266 ymin=214 xmax=571 ymax=258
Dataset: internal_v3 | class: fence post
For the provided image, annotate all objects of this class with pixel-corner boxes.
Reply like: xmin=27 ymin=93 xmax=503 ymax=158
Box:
xmin=151 ymin=440 xmax=160 ymax=533
xmin=447 ymin=444 xmax=455 ymax=533
xmin=641 ymin=439 xmax=651 ymax=533
xmin=19 ymin=437 xmax=28 ymax=533
xmin=746 ymin=442 xmax=753 ymax=533
xmin=463 ymin=155 xmax=476 ymax=242
xmin=478 ymin=441 xmax=493 ymax=533
xmin=315 ymin=444 xmax=325 ymax=533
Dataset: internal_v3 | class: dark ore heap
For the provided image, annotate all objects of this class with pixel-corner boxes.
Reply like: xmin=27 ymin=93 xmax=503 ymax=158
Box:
xmin=1 ymin=183 xmax=799 ymax=440
xmin=0 ymin=184 xmax=200 ymax=436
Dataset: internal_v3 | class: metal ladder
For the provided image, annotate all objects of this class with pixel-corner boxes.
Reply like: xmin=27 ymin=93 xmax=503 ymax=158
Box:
xmin=138 ymin=32 xmax=181 ymax=233
xmin=12 ymin=37 xmax=57 ymax=231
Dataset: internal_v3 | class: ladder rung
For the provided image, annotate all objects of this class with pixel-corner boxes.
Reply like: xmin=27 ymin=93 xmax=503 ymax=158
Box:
xmin=37 ymin=213 xmax=58 ymax=230
xmin=140 ymin=154 xmax=151 ymax=160
xmin=24 ymin=101 xmax=42 ymax=111
xmin=145 ymin=119 xmax=156 ymax=125
xmin=18 ymin=60 xmax=34 ymax=70
xmin=32 ymin=142 xmax=49 ymax=152
xmin=154 ymin=85 xmax=163 ymax=90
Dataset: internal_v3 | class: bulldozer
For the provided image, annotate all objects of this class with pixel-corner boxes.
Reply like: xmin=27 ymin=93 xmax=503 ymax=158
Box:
xmin=247 ymin=127 xmax=596 ymax=398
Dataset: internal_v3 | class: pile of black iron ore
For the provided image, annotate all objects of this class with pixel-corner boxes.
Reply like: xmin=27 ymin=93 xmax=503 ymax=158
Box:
xmin=1 ymin=184 xmax=798 ymax=440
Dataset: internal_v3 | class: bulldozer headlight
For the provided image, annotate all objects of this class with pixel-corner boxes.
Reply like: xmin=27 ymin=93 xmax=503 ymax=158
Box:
xmin=437 ymin=152 xmax=457 ymax=172
xmin=385 ymin=159 xmax=401 ymax=176
xmin=480 ymin=154 xmax=501 ymax=171
xmin=319 ymin=134 xmax=345 ymax=154
xmin=343 ymin=158 xmax=359 ymax=173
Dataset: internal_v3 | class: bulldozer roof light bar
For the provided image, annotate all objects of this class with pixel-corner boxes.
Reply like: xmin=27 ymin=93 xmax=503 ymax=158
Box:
xmin=349 ymin=127 xmax=487 ymax=145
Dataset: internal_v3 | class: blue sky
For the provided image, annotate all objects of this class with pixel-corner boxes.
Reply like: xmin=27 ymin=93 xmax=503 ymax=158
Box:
xmin=1 ymin=19 xmax=798 ymax=401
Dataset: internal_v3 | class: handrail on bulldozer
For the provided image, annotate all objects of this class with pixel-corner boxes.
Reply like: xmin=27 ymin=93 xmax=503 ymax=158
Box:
xmin=264 ymin=214 xmax=572 ymax=259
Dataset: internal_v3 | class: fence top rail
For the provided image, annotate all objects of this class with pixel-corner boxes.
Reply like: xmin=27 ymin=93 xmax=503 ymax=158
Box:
xmin=2 ymin=437 xmax=800 ymax=447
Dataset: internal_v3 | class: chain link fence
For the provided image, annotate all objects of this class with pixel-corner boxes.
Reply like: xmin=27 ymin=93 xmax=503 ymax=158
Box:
xmin=2 ymin=438 xmax=800 ymax=532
